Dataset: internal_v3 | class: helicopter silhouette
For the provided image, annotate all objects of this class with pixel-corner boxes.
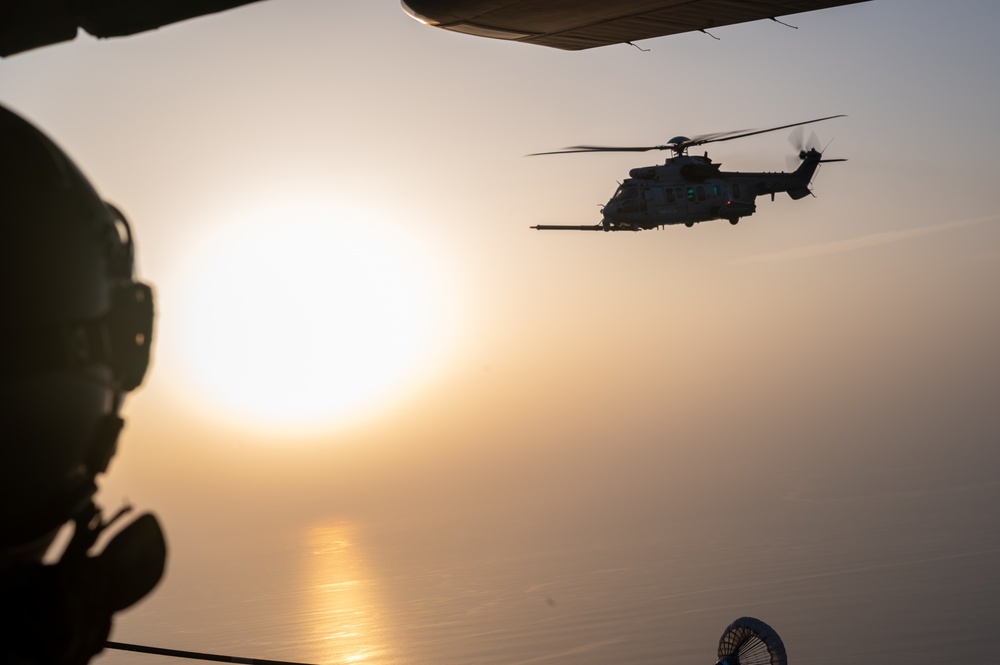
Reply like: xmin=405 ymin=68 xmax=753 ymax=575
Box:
xmin=529 ymin=115 xmax=846 ymax=232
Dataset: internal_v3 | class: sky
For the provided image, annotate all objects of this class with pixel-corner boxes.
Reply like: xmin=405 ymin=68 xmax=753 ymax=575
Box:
xmin=2 ymin=0 xmax=1000 ymax=661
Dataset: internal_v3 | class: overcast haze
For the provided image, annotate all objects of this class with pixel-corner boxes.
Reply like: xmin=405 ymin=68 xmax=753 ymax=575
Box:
xmin=2 ymin=1 xmax=999 ymax=664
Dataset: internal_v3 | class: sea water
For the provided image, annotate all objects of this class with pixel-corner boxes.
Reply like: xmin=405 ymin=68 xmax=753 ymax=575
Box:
xmin=95 ymin=467 xmax=999 ymax=665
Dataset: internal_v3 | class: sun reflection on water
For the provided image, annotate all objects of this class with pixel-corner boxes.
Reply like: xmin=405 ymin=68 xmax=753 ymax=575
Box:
xmin=300 ymin=523 xmax=394 ymax=665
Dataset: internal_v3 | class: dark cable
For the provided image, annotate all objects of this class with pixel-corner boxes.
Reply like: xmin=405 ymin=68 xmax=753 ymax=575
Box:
xmin=106 ymin=641 xmax=318 ymax=665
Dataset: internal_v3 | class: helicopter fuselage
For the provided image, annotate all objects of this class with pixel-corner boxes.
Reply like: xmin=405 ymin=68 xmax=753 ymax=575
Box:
xmin=534 ymin=151 xmax=823 ymax=232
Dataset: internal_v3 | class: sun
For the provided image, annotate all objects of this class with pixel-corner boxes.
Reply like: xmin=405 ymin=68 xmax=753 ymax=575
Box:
xmin=163 ymin=202 xmax=454 ymax=433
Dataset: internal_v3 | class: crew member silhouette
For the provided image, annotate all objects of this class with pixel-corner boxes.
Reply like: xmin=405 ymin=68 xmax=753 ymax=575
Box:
xmin=0 ymin=103 xmax=166 ymax=664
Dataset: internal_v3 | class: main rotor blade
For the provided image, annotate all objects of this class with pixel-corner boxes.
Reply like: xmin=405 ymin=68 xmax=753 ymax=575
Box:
xmin=684 ymin=128 xmax=754 ymax=144
xmin=682 ymin=115 xmax=846 ymax=150
xmin=526 ymin=144 xmax=668 ymax=156
xmin=526 ymin=116 xmax=844 ymax=157
xmin=526 ymin=130 xmax=752 ymax=155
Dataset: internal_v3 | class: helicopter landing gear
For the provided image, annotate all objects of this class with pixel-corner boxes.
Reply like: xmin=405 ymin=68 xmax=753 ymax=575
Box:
xmin=685 ymin=221 xmax=694 ymax=228
xmin=728 ymin=217 xmax=739 ymax=225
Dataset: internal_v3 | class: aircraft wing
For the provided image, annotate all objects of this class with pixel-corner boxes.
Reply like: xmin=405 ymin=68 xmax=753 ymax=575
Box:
xmin=0 ymin=0 xmax=266 ymax=57
xmin=401 ymin=0 xmax=870 ymax=50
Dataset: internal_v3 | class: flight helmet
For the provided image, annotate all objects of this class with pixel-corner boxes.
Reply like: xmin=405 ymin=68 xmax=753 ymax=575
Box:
xmin=0 ymin=103 xmax=154 ymax=551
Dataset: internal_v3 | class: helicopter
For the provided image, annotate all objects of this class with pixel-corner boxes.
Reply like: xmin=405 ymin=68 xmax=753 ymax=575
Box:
xmin=529 ymin=115 xmax=846 ymax=232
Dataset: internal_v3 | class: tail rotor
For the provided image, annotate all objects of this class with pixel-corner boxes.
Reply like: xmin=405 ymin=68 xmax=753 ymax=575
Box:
xmin=787 ymin=126 xmax=821 ymax=170
xmin=786 ymin=126 xmax=847 ymax=198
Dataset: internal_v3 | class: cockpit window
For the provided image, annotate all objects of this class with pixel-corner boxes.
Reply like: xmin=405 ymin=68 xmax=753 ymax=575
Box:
xmin=613 ymin=186 xmax=639 ymax=201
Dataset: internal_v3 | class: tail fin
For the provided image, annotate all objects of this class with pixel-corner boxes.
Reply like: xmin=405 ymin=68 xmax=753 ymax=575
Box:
xmin=787 ymin=148 xmax=823 ymax=199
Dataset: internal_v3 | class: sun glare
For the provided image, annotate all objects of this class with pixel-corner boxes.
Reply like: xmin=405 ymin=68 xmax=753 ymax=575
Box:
xmin=164 ymin=202 xmax=454 ymax=433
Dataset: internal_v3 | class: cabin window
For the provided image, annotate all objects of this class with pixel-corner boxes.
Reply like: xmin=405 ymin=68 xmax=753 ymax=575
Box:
xmin=696 ymin=186 xmax=706 ymax=201
xmin=712 ymin=185 xmax=719 ymax=197
xmin=732 ymin=183 xmax=742 ymax=200
xmin=666 ymin=188 xmax=676 ymax=203
xmin=686 ymin=187 xmax=695 ymax=201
